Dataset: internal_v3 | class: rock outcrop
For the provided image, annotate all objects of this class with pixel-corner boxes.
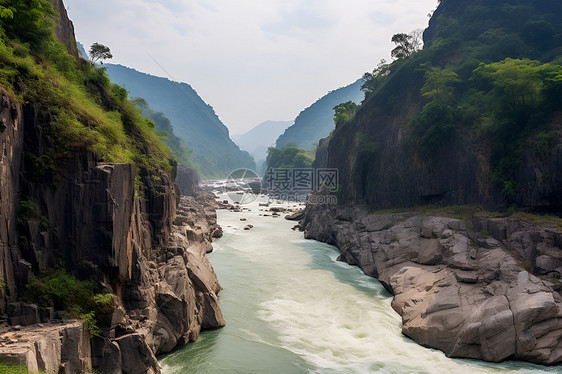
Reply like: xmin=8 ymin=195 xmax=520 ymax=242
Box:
xmin=0 ymin=1 xmax=226 ymax=371
xmin=0 ymin=322 xmax=91 ymax=373
xmin=0 ymin=59 xmax=224 ymax=374
xmin=0 ymin=169 xmax=225 ymax=373
xmin=302 ymin=203 xmax=562 ymax=365
xmin=176 ymin=165 xmax=200 ymax=196
xmin=314 ymin=1 xmax=562 ymax=214
xmin=47 ymin=0 xmax=79 ymax=59
xmin=0 ymin=89 xmax=23 ymax=314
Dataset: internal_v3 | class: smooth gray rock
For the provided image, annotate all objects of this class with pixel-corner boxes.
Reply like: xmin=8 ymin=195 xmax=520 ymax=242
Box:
xmin=115 ymin=333 xmax=160 ymax=374
xmin=7 ymin=302 xmax=39 ymax=326
xmin=302 ymin=204 xmax=562 ymax=365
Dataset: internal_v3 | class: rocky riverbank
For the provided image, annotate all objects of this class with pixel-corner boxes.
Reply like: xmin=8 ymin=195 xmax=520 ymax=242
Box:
xmin=0 ymin=1 xmax=226 ymax=371
xmin=302 ymin=203 xmax=562 ymax=365
xmin=0 ymin=187 xmax=225 ymax=373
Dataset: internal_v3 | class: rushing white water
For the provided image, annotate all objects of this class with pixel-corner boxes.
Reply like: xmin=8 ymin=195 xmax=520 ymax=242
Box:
xmin=160 ymin=196 xmax=560 ymax=374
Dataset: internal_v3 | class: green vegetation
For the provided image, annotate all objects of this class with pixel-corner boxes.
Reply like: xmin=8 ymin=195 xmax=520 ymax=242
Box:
xmin=361 ymin=59 xmax=391 ymax=100
xmin=104 ymin=64 xmax=255 ymax=179
xmin=23 ymin=268 xmax=115 ymax=337
xmin=0 ymin=363 xmax=44 ymax=374
xmin=390 ymin=30 xmax=422 ymax=59
xmin=133 ymin=98 xmax=195 ymax=168
xmin=17 ymin=199 xmax=40 ymax=225
xmin=333 ymin=101 xmax=359 ymax=127
xmin=357 ymin=0 xmax=562 ymax=205
xmin=88 ymin=42 xmax=112 ymax=65
xmin=408 ymin=57 xmax=562 ymax=193
xmin=266 ymin=145 xmax=314 ymax=170
xmin=0 ymin=0 xmax=175 ymax=188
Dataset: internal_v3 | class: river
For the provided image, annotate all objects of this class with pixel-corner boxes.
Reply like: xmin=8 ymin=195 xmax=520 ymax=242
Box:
xmin=160 ymin=196 xmax=559 ymax=374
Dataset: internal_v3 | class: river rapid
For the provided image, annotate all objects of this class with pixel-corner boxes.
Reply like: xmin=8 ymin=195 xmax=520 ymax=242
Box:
xmin=160 ymin=196 xmax=559 ymax=374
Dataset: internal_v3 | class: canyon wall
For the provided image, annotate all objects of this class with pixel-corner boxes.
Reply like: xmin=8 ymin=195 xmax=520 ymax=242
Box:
xmin=0 ymin=2 xmax=225 ymax=371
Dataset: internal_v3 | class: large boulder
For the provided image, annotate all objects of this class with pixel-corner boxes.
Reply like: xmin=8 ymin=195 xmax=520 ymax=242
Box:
xmin=302 ymin=204 xmax=562 ymax=365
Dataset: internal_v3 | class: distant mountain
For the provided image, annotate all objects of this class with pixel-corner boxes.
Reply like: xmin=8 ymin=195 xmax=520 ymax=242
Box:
xmin=234 ymin=120 xmax=293 ymax=173
xmin=104 ymin=64 xmax=255 ymax=178
xmin=76 ymin=41 xmax=88 ymax=59
xmin=133 ymin=98 xmax=194 ymax=168
xmin=275 ymin=80 xmax=363 ymax=150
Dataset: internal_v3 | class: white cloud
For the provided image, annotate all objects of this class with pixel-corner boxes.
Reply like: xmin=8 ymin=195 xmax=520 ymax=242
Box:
xmin=65 ymin=0 xmax=438 ymax=133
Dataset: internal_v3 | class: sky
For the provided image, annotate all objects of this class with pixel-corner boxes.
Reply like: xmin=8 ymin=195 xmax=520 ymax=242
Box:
xmin=65 ymin=0 xmax=438 ymax=134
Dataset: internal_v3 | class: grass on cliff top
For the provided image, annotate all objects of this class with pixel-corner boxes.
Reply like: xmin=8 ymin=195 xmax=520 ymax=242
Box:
xmin=370 ymin=205 xmax=562 ymax=231
xmin=0 ymin=3 xmax=174 ymax=176
xmin=477 ymin=210 xmax=562 ymax=231
xmin=369 ymin=205 xmax=479 ymax=221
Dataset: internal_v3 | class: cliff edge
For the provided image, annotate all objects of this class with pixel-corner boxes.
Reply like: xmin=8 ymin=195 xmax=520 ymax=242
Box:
xmin=0 ymin=1 xmax=225 ymax=372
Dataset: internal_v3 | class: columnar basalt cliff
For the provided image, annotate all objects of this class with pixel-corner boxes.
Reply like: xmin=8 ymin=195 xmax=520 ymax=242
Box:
xmin=302 ymin=204 xmax=562 ymax=365
xmin=0 ymin=1 xmax=225 ymax=372
xmin=0 ymin=90 xmax=225 ymax=372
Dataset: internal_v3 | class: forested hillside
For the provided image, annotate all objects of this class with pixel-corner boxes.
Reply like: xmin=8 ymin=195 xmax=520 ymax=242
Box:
xmin=318 ymin=0 xmax=562 ymax=213
xmin=105 ymin=64 xmax=255 ymax=178
xmin=276 ymin=79 xmax=363 ymax=150
xmin=234 ymin=120 xmax=292 ymax=173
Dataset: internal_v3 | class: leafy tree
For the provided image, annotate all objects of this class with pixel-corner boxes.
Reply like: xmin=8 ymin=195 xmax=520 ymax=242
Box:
xmin=420 ymin=64 xmax=460 ymax=102
xmin=0 ymin=1 xmax=14 ymax=20
xmin=361 ymin=59 xmax=391 ymax=98
xmin=266 ymin=146 xmax=314 ymax=170
xmin=333 ymin=101 xmax=359 ymax=126
xmin=408 ymin=63 xmax=460 ymax=155
xmin=473 ymin=58 xmax=545 ymax=113
xmin=409 ymin=101 xmax=456 ymax=154
xmin=89 ymin=42 xmax=113 ymax=65
xmin=391 ymin=30 xmax=422 ymax=59
xmin=469 ymin=58 xmax=562 ymax=201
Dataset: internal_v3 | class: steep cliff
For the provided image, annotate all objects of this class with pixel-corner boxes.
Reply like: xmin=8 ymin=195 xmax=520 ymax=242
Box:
xmin=315 ymin=0 xmax=562 ymax=213
xmin=0 ymin=1 xmax=224 ymax=372
xmin=304 ymin=0 xmax=562 ymax=366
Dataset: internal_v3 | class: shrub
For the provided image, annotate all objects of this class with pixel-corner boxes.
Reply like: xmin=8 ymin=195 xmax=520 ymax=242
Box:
xmin=80 ymin=311 xmax=102 ymax=337
xmin=17 ymin=200 xmax=40 ymax=226
xmin=23 ymin=268 xmax=116 ymax=337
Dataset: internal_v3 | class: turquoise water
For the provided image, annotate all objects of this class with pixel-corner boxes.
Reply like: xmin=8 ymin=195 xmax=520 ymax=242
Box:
xmin=159 ymin=198 xmax=560 ymax=374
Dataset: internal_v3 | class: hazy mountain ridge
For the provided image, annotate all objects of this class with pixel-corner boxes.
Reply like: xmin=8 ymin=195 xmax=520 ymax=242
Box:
xmin=275 ymin=79 xmax=363 ymax=150
xmin=104 ymin=64 xmax=255 ymax=178
xmin=234 ymin=120 xmax=293 ymax=173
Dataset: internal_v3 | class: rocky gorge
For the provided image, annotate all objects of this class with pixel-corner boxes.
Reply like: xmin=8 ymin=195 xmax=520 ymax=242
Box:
xmin=0 ymin=142 xmax=225 ymax=373
xmin=302 ymin=203 xmax=562 ymax=365
xmin=0 ymin=1 xmax=225 ymax=372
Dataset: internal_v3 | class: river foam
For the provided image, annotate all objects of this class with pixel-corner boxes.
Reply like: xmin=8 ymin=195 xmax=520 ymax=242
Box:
xmin=160 ymin=197 xmax=560 ymax=373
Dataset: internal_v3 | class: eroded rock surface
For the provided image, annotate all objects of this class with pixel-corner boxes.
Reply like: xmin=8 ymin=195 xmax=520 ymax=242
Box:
xmin=0 ymin=189 xmax=225 ymax=373
xmin=0 ymin=2 xmax=225 ymax=371
xmin=0 ymin=322 xmax=91 ymax=374
xmin=302 ymin=204 xmax=562 ymax=365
